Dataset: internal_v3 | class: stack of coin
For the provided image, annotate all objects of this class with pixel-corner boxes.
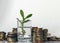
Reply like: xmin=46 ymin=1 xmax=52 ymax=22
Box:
xmin=12 ymin=28 xmax=17 ymax=34
xmin=43 ymin=29 xmax=48 ymax=41
xmin=7 ymin=32 xmax=17 ymax=42
xmin=31 ymin=27 xmax=38 ymax=43
xmin=36 ymin=28 xmax=43 ymax=43
xmin=0 ymin=32 xmax=6 ymax=41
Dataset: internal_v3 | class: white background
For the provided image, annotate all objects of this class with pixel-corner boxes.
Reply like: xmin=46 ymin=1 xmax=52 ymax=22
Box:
xmin=0 ymin=0 xmax=60 ymax=37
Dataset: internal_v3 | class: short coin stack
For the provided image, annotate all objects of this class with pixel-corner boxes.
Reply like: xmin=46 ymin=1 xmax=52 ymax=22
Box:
xmin=7 ymin=28 xmax=18 ymax=42
xmin=0 ymin=32 xmax=6 ymax=41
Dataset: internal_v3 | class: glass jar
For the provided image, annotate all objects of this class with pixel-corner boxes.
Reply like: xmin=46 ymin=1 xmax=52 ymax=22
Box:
xmin=17 ymin=18 xmax=32 ymax=42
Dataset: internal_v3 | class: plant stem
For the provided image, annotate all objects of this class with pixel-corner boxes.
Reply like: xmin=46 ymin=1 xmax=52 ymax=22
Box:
xmin=21 ymin=20 xmax=24 ymax=36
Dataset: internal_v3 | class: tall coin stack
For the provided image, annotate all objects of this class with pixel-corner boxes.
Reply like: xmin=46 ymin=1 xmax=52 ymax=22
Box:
xmin=31 ymin=27 xmax=38 ymax=43
xmin=43 ymin=29 xmax=48 ymax=41
xmin=12 ymin=28 xmax=18 ymax=41
xmin=35 ymin=28 xmax=43 ymax=43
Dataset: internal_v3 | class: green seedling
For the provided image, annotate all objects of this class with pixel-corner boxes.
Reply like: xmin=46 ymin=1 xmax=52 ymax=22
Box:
xmin=20 ymin=10 xmax=32 ymax=36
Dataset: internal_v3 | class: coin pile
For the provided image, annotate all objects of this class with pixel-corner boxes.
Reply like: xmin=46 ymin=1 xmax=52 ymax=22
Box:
xmin=7 ymin=28 xmax=18 ymax=42
xmin=31 ymin=27 xmax=43 ymax=43
xmin=0 ymin=32 xmax=6 ymax=41
xmin=7 ymin=32 xmax=17 ymax=42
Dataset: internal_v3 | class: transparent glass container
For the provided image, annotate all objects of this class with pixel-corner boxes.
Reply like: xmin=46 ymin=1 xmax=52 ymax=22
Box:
xmin=17 ymin=18 xmax=32 ymax=42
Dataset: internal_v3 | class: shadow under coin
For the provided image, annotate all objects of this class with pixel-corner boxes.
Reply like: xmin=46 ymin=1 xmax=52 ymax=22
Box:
xmin=7 ymin=41 xmax=17 ymax=43
xmin=0 ymin=41 xmax=5 ymax=43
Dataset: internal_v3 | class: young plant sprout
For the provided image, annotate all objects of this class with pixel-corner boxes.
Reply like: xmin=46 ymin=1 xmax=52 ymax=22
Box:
xmin=20 ymin=10 xmax=32 ymax=36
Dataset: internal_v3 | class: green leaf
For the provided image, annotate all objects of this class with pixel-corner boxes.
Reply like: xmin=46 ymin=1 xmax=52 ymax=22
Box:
xmin=25 ymin=14 xmax=32 ymax=19
xmin=24 ymin=20 xmax=30 ymax=23
xmin=20 ymin=10 xmax=24 ymax=19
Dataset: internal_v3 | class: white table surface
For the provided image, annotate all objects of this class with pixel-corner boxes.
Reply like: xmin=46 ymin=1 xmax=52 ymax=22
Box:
xmin=0 ymin=41 xmax=32 ymax=43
